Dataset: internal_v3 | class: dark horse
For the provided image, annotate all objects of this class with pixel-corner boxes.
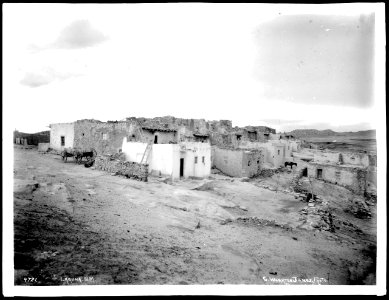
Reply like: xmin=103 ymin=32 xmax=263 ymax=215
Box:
xmin=75 ymin=148 xmax=97 ymax=164
xmin=284 ymin=161 xmax=297 ymax=168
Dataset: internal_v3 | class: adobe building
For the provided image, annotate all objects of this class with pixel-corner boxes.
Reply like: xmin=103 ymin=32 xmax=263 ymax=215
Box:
xmin=122 ymin=140 xmax=211 ymax=180
xmin=50 ymin=119 xmax=131 ymax=154
xmin=212 ymin=147 xmax=265 ymax=178
xmin=294 ymin=148 xmax=377 ymax=195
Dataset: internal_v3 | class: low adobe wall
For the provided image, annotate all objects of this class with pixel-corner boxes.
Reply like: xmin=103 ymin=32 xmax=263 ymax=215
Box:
xmin=38 ymin=143 xmax=50 ymax=152
xmin=94 ymin=155 xmax=148 ymax=181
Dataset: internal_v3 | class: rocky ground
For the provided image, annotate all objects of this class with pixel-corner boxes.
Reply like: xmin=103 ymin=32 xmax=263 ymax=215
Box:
xmin=13 ymin=145 xmax=376 ymax=286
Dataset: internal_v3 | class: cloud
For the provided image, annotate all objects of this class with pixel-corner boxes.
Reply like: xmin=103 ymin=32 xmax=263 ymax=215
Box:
xmin=52 ymin=20 xmax=108 ymax=49
xmin=20 ymin=72 xmax=51 ymax=87
xmin=20 ymin=68 xmax=80 ymax=88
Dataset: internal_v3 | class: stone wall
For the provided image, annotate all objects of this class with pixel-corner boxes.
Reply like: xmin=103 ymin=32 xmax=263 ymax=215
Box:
xmin=94 ymin=155 xmax=148 ymax=181
xmin=73 ymin=120 xmax=130 ymax=155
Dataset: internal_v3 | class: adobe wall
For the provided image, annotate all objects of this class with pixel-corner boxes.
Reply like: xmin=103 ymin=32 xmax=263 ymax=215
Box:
xmin=94 ymin=155 xmax=148 ymax=181
xmin=50 ymin=123 xmax=75 ymax=151
xmin=213 ymin=148 xmax=244 ymax=177
xmin=141 ymin=130 xmax=177 ymax=144
xmin=308 ymin=163 xmax=367 ymax=194
xmin=149 ymin=144 xmax=177 ymax=178
xmin=180 ymin=142 xmax=211 ymax=179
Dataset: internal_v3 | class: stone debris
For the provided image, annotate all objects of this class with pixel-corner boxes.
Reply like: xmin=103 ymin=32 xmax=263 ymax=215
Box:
xmin=298 ymin=197 xmax=334 ymax=232
xmin=94 ymin=155 xmax=148 ymax=181
xmin=235 ymin=217 xmax=293 ymax=231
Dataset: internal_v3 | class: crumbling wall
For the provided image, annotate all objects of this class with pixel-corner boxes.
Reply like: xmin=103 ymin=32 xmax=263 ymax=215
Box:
xmin=73 ymin=120 xmax=130 ymax=155
xmin=342 ymin=152 xmax=370 ymax=167
xmin=94 ymin=155 xmax=148 ymax=181
xmin=312 ymin=151 xmax=340 ymax=164
xmin=241 ymin=150 xmax=265 ymax=178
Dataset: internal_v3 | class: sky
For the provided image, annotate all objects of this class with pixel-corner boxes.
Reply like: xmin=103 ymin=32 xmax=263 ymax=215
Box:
xmin=3 ymin=3 xmax=385 ymax=133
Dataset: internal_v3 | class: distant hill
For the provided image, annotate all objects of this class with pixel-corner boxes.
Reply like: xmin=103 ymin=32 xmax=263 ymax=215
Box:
xmin=286 ymin=129 xmax=376 ymax=139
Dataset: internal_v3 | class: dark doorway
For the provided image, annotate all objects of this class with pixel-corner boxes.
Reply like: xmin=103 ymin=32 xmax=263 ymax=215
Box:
xmin=302 ymin=168 xmax=308 ymax=177
xmin=180 ymin=158 xmax=184 ymax=177
xmin=317 ymin=169 xmax=323 ymax=179
xmin=61 ymin=136 xmax=65 ymax=146
xmin=154 ymin=135 xmax=158 ymax=144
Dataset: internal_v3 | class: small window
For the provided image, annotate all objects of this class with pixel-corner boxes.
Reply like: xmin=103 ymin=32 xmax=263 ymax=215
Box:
xmin=82 ymin=133 xmax=85 ymax=136
xmin=257 ymin=160 xmax=260 ymax=164
xmin=61 ymin=136 xmax=65 ymax=146
xmin=102 ymin=133 xmax=108 ymax=140
xmin=195 ymin=156 xmax=198 ymax=164
xmin=202 ymin=156 xmax=205 ymax=163
xmin=277 ymin=149 xmax=280 ymax=155
xmin=236 ymin=134 xmax=242 ymax=141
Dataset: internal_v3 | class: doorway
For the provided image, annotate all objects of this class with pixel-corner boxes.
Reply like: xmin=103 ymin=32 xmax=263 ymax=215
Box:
xmin=180 ymin=158 xmax=184 ymax=178
xmin=302 ymin=168 xmax=308 ymax=177
xmin=154 ymin=135 xmax=158 ymax=144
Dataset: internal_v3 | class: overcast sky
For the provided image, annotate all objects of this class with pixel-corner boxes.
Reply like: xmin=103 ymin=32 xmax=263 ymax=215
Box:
xmin=3 ymin=3 xmax=384 ymax=133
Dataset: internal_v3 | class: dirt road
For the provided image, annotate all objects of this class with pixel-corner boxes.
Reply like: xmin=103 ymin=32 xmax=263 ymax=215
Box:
xmin=13 ymin=146 xmax=376 ymax=285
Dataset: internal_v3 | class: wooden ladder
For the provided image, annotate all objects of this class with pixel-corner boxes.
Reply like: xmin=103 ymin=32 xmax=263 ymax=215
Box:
xmin=140 ymin=143 xmax=152 ymax=164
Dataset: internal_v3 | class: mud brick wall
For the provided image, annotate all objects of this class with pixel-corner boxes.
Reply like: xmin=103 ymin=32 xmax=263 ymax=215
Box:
xmin=94 ymin=155 xmax=148 ymax=181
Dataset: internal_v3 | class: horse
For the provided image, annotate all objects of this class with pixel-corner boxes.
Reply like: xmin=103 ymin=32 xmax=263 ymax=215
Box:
xmin=61 ymin=148 xmax=78 ymax=162
xmin=75 ymin=148 xmax=97 ymax=164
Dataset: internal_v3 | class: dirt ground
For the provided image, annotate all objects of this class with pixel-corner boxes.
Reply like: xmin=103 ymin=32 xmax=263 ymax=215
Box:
xmin=13 ymin=145 xmax=376 ymax=286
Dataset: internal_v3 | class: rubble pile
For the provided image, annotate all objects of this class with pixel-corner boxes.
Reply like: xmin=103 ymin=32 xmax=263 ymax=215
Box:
xmin=94 ymin=155 xmax=148 ymax=181
xmin=298 ymin=196 xmax=335 ymax=232
xmin=234 ymin=217 xmax=293 ymax=231
xmin=258 ymin=169 xmax=276 ymax=177
xmin=345 ymin=198 xmax=372 ymax=219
